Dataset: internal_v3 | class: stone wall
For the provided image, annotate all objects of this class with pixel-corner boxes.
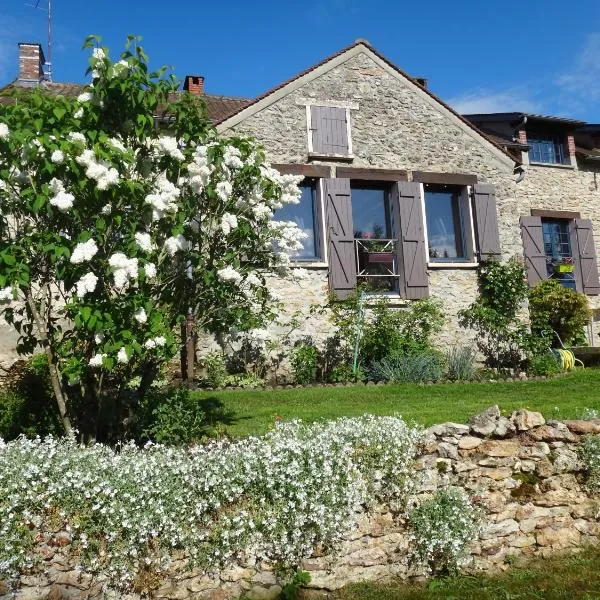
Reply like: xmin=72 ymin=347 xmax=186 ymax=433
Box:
xmin=4 ymin=407 xmax=600 ymax=600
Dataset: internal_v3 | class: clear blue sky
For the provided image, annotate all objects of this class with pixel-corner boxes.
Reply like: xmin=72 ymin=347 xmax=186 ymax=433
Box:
xmin=1 ymin=0 xmax=599 ymax=121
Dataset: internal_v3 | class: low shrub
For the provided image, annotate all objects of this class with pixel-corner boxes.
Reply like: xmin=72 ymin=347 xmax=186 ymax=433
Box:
xmin=0 ymin=415 xmax=423 ymax=588
xmin=367 ymin=352 xmax=444 ymax=384
xmin=408 ymin=487 xmax=480 ymax=576
xmin=527 ymin=353 xmax=562 ymax=377
xmin=201 ymin=351 xmax=229 ymax=388
xmin=291 ymin=341 xmax=319 ymax=384
xmin=445 ymin=346 xmax=477 ymax=381
xmin=529 ymin=279 xmax=590 ymax=347
xmin=579 ymin=434 xmax=600 ymax=490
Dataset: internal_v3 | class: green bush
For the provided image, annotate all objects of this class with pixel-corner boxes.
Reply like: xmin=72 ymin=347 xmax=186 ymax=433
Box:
xmin=367 ymin=352 xmax=444 ymax=384
xmin=0 ymin=356 xmax=61 ymax=440
xmin=201 ymin=351 xmax=229 ymax=388
xmin=291 ymin=341 xmax=319 ymax=384
xmin=445 ymin=346 xmax=477 ymax=381
xmin=141 ymin=387 xmax=207 ymax=445
xmin=527 ymin=352 xmax=562 ymax=377
xmin=459 ymin=259 xmax=532 ymax=371
xmin=529 ymin=279 xmax=590 ymax=347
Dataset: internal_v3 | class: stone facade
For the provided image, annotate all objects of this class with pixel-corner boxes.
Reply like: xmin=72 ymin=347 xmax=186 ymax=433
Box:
xmin=216 ymin=43 xmax=600 ymax=351
xmin=4 ymin=408 xmax=600 ymax=599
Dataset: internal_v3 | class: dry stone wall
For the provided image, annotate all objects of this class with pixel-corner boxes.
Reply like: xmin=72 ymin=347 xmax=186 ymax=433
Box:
xmin=4 ymin=407 xmax=600 ymax=600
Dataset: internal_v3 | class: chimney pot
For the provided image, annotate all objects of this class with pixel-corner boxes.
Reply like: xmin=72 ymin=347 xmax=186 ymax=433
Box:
xmin=184 ymin=75 xmax=204 ymax=95
xmin=18 ymin=43 xmax=45 ymax=84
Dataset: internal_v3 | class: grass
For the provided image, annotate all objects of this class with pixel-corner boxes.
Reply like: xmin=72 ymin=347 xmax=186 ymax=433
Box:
xmin=332 ymin=545 xmax=600 ymax=599
xmin=193 ymin=368 xmax=600 ymax=438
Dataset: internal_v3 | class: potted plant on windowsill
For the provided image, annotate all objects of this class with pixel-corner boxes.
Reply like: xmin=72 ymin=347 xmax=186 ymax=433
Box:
xmin=553 ymin=257 xmax=574 ymax=274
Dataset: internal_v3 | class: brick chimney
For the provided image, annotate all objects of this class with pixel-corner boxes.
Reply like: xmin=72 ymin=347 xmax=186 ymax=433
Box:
xmin=183 ymin=75 xmax=204 ymax=95
xmin=18 ymin=43 xmax=45 ymax=85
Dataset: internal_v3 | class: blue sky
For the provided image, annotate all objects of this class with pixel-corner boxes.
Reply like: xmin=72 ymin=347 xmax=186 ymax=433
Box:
xmin=1 ymin=0 xmax=599 ymax=121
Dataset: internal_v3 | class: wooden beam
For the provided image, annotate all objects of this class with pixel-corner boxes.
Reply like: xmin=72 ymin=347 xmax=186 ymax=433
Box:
xmin=412 ymin=171 xmax=478 ymax=185
xmin=531 ymin=208 xmax=581 ymax=220
xmin=336 ymin=166 xmax=409 ymax=181
xmin=272 ymin=163 xmax=331 ymax=178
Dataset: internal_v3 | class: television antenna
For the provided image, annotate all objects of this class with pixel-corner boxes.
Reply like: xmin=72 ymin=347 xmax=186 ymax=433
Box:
xmin=25 ymin=0 xmax=52 ymax=81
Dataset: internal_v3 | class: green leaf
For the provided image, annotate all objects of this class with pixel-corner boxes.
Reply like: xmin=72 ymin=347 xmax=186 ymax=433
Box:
xmin=53 ymin=107 xmax=67 ymax=120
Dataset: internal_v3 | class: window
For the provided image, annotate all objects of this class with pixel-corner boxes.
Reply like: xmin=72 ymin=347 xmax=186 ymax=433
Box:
xmin=308 ymin=105 xmax=351 ymax=158
xmin=542 ymin=219 xmax=576 ymax=289
xmin=528 ymin=135 xmax=569 ymax=165
xmin=424 ymin=184 xmax=472 ymax=262
xmin=350 ymin=182 xmax=398 ymax=293
xmin=275 ymin=179 xmax=321 ymax=260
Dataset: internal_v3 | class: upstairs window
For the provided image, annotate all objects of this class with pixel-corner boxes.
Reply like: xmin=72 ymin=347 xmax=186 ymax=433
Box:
xmin=275 ymin=179 xmax=321 ymax=260
xmin=424 ymin=185 xmax=473 ymax=262
xmin=528 ymin=135 xmax=569 ymax=165
xmin=308 ymin=105 xmax=352 ymax=158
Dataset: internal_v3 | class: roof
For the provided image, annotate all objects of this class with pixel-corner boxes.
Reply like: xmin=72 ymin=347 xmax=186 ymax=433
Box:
xmin=214 ymin=39 xmax=518 ymax=165
xmin=576 ymin=146 xmax=600 ymax=161
xmin=464 ymin=112 xmax=586 ymax=128
xmin=0 ymin=80 xmax=250 ymax=124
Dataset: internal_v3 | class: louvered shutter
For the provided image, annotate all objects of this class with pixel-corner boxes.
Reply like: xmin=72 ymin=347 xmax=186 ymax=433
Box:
xmin=473 ymin=184 xmax=501 ymax=261
xmin=311 ymin=106 xmax=349 ymax=155
xmin=396 ymin=182 xmax=429 ymax=299
xmin=520 ymin=216 xmax=548 ymax=287
xmin=570 ymin=219 xmax=600 ymax=295
xmin=325 ymin=178 xmax=356 ymax=299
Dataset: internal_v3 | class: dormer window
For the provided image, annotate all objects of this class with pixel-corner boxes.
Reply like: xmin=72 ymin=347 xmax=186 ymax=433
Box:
xmin=528 ymin=134 xmax=570 ymax=165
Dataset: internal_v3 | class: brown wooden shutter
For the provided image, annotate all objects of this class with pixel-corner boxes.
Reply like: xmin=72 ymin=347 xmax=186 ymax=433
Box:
xmin=570 ymin=219 xmax=600 ymax=295
xmin=473 ymin=184 xmax=501 ymax=261
xmin=325 ymin=178 xmax=356 ymax=299
xmin=396 ymin=182 xmax=429 ymax=299
xmin=311 ymin=106 xmax=349 ymax=155
xmin=520 ymin=216 xmax=548 ymax=287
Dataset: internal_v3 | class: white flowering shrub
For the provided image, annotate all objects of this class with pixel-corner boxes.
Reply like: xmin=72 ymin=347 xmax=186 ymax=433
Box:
xmin=408 ymin=487 xmax=480 ymax=575
xmin=579 ymin=434 xmax=600 ymax=490
xmin=0 ymin=415 xmax=422 ymax=589
xmin=0 ymin=36 xmax=305 ymax=439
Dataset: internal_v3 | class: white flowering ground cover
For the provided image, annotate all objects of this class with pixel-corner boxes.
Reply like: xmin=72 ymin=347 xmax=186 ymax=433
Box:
xmin=0 ymin=416 xmax=423 ymax=590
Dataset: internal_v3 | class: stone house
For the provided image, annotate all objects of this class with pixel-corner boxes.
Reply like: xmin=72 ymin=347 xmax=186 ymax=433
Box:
xmin=2 ymin=40 xmax=600 ymax=366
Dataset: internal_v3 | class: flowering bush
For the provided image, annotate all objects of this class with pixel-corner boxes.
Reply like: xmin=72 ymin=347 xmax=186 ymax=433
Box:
xmin=0 ymin=37 xmax=305 ymax=439
xmin=579 ymin=434 xmax=600 ymax=490
xmin=0 ymin=415 xmax=422 ymax=589
xmin=408 ymin=487 xmax=480 ymax=575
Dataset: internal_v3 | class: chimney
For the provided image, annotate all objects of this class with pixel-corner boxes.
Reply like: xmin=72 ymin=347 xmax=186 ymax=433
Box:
xmin=415 ymin=77 xmax=428 ymax=89
xmin=183 ymin=75 xmax=204 ymax=95
xmin=18 ymin=43 xmax=45 ymax=85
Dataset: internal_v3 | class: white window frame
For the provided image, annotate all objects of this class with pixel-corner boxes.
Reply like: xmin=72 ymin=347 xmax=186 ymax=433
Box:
xmin=421 ymin=183 xmax=479 ymax=268
xmin=306 ymin=104 xmax=354 ymax=160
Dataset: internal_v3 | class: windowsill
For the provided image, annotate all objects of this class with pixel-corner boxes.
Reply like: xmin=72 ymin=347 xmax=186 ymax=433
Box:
xmin=363 ymin=292 xmax=409 ymax=306
xmin=308 ymin=152 xmax=354 ymax=162
xmin=427 ymin=261 xmax=479 ymax=269
xmin=291 ymin=261 xmax=328 ymax=269
xmin=529 ymin=162 xmax=575 ymax=170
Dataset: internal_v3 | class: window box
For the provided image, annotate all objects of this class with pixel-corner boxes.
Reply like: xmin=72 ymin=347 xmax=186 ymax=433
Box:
xmin=367 ymin=251 xmax=395 ymax=264
xmin=554 ymin=263 xmax=574 ymax=274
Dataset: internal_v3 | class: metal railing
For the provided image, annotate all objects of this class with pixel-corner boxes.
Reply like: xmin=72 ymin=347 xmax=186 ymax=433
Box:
xmin=354 ymin=238 xmax=399 ymax=292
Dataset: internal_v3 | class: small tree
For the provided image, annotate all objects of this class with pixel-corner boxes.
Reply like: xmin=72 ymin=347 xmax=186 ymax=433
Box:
xmin=529 ymin=279 xmax=590 ymax=347
xmin=0 ymin=37 xmax=304 ymax=440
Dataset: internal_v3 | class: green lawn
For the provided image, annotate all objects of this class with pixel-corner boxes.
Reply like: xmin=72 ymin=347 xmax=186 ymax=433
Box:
xmin=193 ymin=369 xmax=600 ymax=438
xmin=332 ymin=546 xmax=600 ymax=599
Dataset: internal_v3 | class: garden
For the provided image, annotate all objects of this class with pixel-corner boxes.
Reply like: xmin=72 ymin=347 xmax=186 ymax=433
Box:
xmin=1 ymin=37 xmax=600 ymax=600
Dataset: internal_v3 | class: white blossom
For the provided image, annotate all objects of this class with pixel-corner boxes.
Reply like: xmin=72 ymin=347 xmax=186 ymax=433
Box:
xmin=50 ymin=149 xmax=65 ymax=164
xmin=92 ymin=48 xmax=106 ymax=60
xmin=217 ymin=265 xmax=243 ymax=284
xmin=164 ymin=235 xmax=188 ymax=256
xmin=220 ymin=212 xmax=238 ymax=236
xmin=0 ymin=123 xmax=9 ymax=139
xmin=77 ymin=92 xmax=93 ymax=103
xmin=0 ymin=286 xmax=13 ymax=304
xmin=144 ymin=175 xmax=180 ymax=221
xmin=117 ymin=347 xmax=129 ymax=364
xmin=76 ymin=148 xmax=119 ymax=190
xmin=216 ymin=181 xmax=232 ymax=202
xmin=154 ymin=137 xmax=184 ymax=161
xmin=70 ymin=239 xmax=98 ymax=264
xmin=144 ymin=262 xmax=157 ymax=279
xmin=88 ymin=353 xmax=106 ymax=368
xmin=75 ymin=272 xmax=98 ymax=298
xmin=134 ymin=232 xmax=154 ymax=253
xmin=74 ymin=107 xmax=84 ymax=119
xmin=108 ymin=253 xmax=138 ymax=289
xmin=144 ymin=338 xmax=156 ymax=349
xmin=153 ymin=336 xmax=166 ymax=347
xmin=134 ymin=308 xmax=147 ymax=324
xmin=68 ymin=132 xmax=86 ymax=143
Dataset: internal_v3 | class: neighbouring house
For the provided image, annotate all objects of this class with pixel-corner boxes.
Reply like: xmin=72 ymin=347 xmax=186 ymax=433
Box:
xmin=2 ymin=40 xmax=600 ymax=367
